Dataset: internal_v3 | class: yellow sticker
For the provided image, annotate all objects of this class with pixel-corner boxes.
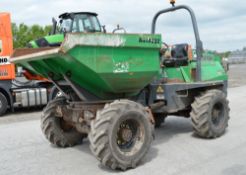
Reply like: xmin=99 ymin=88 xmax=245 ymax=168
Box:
xmin=157 ymin=86 xmax=164 ymax=93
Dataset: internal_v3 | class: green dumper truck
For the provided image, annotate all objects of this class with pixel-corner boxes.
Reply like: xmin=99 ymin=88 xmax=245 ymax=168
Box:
xmin=11 ymin=2 xmax=229 ymax=171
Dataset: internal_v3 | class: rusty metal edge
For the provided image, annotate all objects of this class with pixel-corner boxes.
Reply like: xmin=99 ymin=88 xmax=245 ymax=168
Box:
xmin=11 ymin=48 xmax=61 ymax=63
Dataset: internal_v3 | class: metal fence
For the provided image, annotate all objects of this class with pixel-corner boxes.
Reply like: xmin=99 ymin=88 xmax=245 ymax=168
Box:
xmin=228 ymin=50 xmax=246 ymax=64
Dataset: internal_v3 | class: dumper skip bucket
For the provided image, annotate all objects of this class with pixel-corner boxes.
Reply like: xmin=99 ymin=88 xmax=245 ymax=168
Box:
xmin=12 ymin=33 xmax=162 ymax=99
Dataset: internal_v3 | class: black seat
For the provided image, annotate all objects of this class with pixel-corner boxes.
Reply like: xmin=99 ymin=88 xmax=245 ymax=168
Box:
xmin=163 ymin=43 xmax=189 ymax=67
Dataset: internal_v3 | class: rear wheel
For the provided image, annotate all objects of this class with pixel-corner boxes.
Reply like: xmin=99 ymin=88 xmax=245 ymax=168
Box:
xmin=191 ymin=90 xmax=230 ymax=138
xmin=89 ymin=100 xmax=154 ymax=170
xmin=0 ymin=93 xmax=8 ymax=116
xmin=41 ymin=97 xmax=84 ymax=147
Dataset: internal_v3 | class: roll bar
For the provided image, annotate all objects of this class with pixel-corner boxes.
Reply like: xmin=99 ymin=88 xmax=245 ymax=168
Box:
xmin=151 ymin=5 xmax=203 ymax=82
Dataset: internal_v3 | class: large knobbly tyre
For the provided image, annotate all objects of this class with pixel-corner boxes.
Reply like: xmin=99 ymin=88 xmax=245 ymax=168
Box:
xmin=0 ymin=93 xmax=8 ymax=116
xmin=89 ymin=100 xmax=154 ymax=170
xmin=41 ymin=97 xmax=83 ymax=147
xmin=191 ymin=90 xmax=230 ymax=138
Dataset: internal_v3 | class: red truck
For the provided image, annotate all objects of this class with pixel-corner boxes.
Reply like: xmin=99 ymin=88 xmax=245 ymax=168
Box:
xmin=0 ymin=12 xmax=55 ymax=116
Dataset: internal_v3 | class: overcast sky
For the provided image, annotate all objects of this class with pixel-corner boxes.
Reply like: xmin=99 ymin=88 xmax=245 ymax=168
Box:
xmin=1 ymin=0 xmax=246 ymax=51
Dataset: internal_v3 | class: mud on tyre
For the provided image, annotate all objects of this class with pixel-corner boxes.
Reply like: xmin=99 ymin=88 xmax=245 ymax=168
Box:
xmin=191 ymin=90 xmax=230 ymax=138
xmin=41 ymin=97 xmax=84 ymax=147
xmin=89 ymin=100 xmax=154 ymax=170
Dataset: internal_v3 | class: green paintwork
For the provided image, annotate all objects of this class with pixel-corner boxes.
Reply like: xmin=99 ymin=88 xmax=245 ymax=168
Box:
xmin=29 ymin=34 xmax=64 ymax=48
xmin=29 ymin=41 xmax=39 ymax=48
xmin=161 ymin=51 xmax=228 ymax=83
xmin=14 ymin=33 xmax=162 ymax=99
xmin=13 ymin=32 xmax=227 ymax=99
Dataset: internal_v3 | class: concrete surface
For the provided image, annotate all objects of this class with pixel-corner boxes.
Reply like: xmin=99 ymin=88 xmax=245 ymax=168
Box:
xmin=0 ymin=85 xmax=246 ymax=175
xmin=228 ymin=64 xmax=246 ymax=88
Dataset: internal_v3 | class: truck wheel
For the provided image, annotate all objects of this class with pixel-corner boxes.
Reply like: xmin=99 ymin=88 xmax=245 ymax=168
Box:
xmin=0 ymin=93 xmax=8 ymax=116
xmin=41 ymin=97 xmax=84 ymax=147
xmin=154 ymin=113 xmax=167 ymax=128
xmin=89 ymin=100 xmax=154 ymax=170
xmin=191 ymin=90 xmax=230 ymax=138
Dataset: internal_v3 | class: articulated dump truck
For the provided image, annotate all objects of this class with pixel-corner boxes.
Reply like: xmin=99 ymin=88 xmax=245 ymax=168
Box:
xmin=11 ymin=2 xmax=229 ymax=171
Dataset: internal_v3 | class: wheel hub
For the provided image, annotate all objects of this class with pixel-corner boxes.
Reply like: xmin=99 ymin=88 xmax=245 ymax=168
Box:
xmin=120 ymin=127 xmax=133 ymax=142
xmin=117 ymin=120 xmax=139 ymax=150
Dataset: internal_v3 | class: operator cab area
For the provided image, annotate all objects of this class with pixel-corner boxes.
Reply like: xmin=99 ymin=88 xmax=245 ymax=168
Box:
xmin=160 ymin=43 xmax=192 ymax=67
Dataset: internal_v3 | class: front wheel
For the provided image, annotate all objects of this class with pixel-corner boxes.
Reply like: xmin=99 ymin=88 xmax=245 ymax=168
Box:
xmin=89 ymin=100 xmax=154 ymax=170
